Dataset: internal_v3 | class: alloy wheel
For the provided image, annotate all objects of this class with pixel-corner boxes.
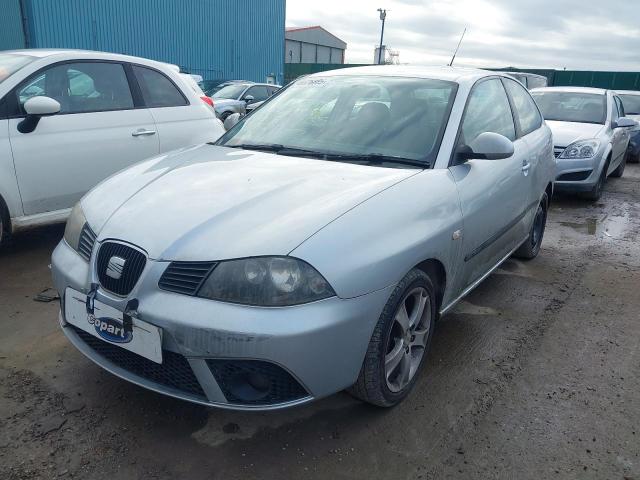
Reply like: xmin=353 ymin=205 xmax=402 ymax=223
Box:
xmin=385 ymin=287 xmax=431 ymax=393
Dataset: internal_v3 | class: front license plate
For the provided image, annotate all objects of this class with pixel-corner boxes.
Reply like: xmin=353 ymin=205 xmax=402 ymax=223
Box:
xmin=64 ymin=287 xmax=163 ymax=364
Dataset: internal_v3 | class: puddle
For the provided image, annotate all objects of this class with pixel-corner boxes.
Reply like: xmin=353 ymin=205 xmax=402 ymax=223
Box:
xmin=559 ymin=211 xmax=634 ymax=240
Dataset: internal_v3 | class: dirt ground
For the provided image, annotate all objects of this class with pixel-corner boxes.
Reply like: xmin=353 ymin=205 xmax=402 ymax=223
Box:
xmin=1 ymin=165 xmax=639 ymax=480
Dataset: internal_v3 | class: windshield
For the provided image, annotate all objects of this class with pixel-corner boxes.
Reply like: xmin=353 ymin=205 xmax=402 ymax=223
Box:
xmin=531 ymin=91 xmax=606 ymax=124
xmin=617 ymin=94 xmax=640 ymax=115
xmin=217 ymin=75 xmax=457 ymax=165
xmin=0 ymin=54 xmax=36 ymax=83
xmin=213 ymin=84 xmax=248 ymax=100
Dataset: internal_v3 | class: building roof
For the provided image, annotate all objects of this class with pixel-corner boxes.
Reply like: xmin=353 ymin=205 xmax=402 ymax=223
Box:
xmin=285 ymin=26 xmax=347 ymax=50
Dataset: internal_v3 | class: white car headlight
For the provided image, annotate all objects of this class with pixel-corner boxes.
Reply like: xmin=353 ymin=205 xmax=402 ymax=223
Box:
xmin=559 ymin=139 xmax=600 ymax=159
xmin=64 ymin=202 xmax=87 ymax=252
xmin=198 ymin=256 xmax=335 ymax=306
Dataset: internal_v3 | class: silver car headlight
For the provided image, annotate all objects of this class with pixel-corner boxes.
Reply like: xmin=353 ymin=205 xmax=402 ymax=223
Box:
xmin=559 ymin=139 xmax=600 ymax=159
xmin=198 ymin=256 xmax=336 ymax=306
xmin=63 ymin=202 xmax=87 ymax=252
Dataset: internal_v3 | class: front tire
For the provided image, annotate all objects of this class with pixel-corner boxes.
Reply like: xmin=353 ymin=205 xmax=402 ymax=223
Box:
xmin=611 ymin=155 xmax=626 ymax=178
xmin=0 ymin=199 xmax=9 ymax=248
xmin=349 ymin=269 xmax=436 ymax=407
xmin=583 ymin=162 xmax=608 ymax=201
xmin=514 ymin=192 xmax=548 ymax=260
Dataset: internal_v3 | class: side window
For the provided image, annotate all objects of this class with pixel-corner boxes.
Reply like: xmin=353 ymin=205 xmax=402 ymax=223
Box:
xmin=17 ymin=62 xmax=134 ymax=114
xmin=459 ymin=78 xmax=516 ymax=145
xmin=132 ymin=66 xmax=188 ymax=108
xmin=502 ymin=78 xmax=542 ymax=136
xmin=244 ymin=86 xmax=269 ymax=103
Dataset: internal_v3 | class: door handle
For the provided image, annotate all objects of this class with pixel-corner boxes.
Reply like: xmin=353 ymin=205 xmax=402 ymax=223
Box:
xmin=132 ymin=129 xmax=156 ymax=137
xmin=522 ymin=159 xmax=531 ymax=176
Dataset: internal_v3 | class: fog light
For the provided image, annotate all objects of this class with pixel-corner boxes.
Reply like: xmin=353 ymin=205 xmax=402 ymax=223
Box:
xmin=227 ymin=371 xmax=270 ymax=402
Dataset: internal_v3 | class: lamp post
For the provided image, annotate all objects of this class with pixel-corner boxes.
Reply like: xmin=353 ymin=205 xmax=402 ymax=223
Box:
xmin=377 ymin=8 xmax=387 ymax=65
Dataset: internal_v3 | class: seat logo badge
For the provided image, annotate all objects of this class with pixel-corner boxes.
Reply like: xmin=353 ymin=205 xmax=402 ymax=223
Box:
xmin=106 ymin=256 xmax=126 ymax=280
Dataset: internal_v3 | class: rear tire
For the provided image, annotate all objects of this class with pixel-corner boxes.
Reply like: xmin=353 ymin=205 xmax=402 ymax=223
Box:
xmin=348 ymin=268 xmax=436 ymax=407
xmin=0 ymin=198 xmax=9 ymax=248
xmin=514 ymin=192 xmax=548 ymax=260
xmin=611 ymin=155 xmax=626 ymax=178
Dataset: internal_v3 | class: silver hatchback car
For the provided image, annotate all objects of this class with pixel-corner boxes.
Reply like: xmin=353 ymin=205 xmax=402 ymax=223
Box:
xmin=52 ymin=66 xmax=555 ymax=410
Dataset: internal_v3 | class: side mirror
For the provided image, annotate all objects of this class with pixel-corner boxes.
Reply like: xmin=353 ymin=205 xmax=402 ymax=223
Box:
xmin=613 ymin=117 xmax=638 ymax=128
xmin=223 ymin=112 xmax=241 ymax=131
xmin=456 ymin=132 xmax=515 ymax=162
xmin=18 ymin=96 xmax=61 ymax=134
xmin=243 ymin=94 xmax=255 ymax=104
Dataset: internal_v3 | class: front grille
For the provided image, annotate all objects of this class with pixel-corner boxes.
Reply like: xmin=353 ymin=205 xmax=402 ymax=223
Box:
xmin=207 ymin=359 xmax=308 ymax=406
xmin=158 ymin=261 xmax=217 ymax=296
xmin=78 ymin=224 xmax=97 ymax=261
xmin=557 ymin=170 xmax=592 ymax=181
xmin=70 ymin=325 xmax=206 ymax=400
xmin=554 ymin=147 xmax=565 ymax=158
xmin=96 ymin=242 xmax=146 ymax=296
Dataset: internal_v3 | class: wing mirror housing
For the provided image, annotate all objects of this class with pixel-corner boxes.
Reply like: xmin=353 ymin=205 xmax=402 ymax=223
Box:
xmin=613 ymin=117 xmax=638 ymax=129
xmin=455 ymin=132 xmax=515 ymax=163
xmin=223 ymin=112 xmax=241 ymax=131
xmin=18 ymin=96 xmax=61 ymax=134
xmin=243 ymin=94 xmax=255 ymax=104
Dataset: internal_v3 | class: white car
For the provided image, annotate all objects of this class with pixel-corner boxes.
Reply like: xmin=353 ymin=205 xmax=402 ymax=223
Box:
xmin=531 ymin=87 xmax=636 ymax=200
xmin=0 ymin=49 xmax=225 ymax=245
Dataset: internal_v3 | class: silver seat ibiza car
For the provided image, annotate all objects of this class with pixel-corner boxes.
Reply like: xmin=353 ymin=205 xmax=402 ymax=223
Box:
xmin=52 ymin=66 xmax=555 ymax=410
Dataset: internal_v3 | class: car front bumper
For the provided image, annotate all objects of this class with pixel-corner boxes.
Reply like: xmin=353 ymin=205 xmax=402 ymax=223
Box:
xmin=553 ymin=151 xmax=604 ymax=193
xmin=52 ymin=239 xmax=392 ymax=410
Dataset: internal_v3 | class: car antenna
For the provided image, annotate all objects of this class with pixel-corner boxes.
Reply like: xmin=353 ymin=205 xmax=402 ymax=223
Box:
xmin=449 ymin=27 xmax=467 ymax=67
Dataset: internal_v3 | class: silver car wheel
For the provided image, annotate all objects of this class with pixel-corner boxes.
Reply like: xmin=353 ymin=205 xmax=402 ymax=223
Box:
xmin=385 ymin=286 xmax=431 ymax=393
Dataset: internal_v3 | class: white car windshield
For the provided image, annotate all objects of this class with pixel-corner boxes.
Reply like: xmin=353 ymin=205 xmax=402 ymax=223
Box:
xmin=218 ymin=76 xmax=457 ymax=165
xmin=532 ymin=91 xmax=606 ymax=125
xmin=213 ymin=84 xmax=249 ymax=100
xmin=617 ymin=94 xmax=640 ymax=115
xmin=0 ymin=54 xmax=36 ymax=83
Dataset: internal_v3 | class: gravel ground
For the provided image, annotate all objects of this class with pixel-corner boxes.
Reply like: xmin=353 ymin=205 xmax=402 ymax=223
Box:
xmin=1 ymin=165 xmax=639 ymax=480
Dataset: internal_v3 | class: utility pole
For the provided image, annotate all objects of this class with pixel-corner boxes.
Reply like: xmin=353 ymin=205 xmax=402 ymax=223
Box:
xmin=377 ymin=8 xmax=387 ymax=65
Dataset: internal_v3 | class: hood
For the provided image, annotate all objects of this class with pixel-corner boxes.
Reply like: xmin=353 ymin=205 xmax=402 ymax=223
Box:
xmin=545 ymin=120 xmax=605 ymax=148
xmin=83 ymin=145 xmax=418 ymax=261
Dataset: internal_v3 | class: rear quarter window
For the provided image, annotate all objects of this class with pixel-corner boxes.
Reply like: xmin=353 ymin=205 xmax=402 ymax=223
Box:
xmin=133 ymin=66 xmax=188 ymax=108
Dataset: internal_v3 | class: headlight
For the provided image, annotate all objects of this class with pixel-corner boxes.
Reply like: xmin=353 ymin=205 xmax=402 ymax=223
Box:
xmin=198 ymin=256 xmax=335 ymax=306
xmin=64 ymin=202 xmax=87 ymax=251
xmin=559 ymin=139 xmax=600 ymax=159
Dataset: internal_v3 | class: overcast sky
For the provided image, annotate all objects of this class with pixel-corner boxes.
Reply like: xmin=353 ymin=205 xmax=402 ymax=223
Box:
xmin=286 ymin=0 xmax=640 ymax=71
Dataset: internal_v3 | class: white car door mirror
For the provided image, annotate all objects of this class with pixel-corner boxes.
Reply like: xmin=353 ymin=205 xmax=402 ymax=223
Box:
xmin=614 ymin=117 xmax=638 ymax=128
xmin=244 ymin=94 xmax=255 ymax=104
xmin=223 ymin=112 xmax=241 ymax=131
xmin=457 ymin=132 xmax=515 ymax=162
xmin=18 ymin=96 xmax=61 ymax=134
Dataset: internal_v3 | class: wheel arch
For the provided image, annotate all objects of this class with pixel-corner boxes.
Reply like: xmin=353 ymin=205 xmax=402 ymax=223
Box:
xmin=414 ymin=258 xmax=446 ymax=318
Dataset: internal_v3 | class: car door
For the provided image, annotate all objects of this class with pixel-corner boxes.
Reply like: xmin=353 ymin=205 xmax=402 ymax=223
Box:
xmin=131 ymin=65 xmax=220 ymax=152
xmin=502 ymin=77 xmax=550 ymax=223
xmin=448 ymin=78 xmax=529 ymax=291
xmin=8 ymin=61 xmax=159 ymax=216
xmin=611 ymin=95 xmax=630 ymax=169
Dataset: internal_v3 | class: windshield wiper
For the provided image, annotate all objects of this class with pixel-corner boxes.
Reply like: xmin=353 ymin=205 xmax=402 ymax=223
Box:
xmin=223 ymin=144 xmax=428 ymax=168
xmin=319 ymin=153 xmax=428 ymax=168
xmin=225 ymin=143 xmax=322 ymax=156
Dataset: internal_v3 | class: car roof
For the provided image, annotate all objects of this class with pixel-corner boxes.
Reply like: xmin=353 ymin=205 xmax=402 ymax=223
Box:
xmin=2 ymin=48 xmax=177 ymax=71
xmin=615 ymin=90 xmax=640 ymax=96
xmin=307 ymin=65 xmax=505 ymax=85
xmin=531 ymin=86 xmax=608 ymax=95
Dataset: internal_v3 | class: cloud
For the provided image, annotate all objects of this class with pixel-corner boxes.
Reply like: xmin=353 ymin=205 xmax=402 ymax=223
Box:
xmin=286 ymin=0 xmax=640 ymax=70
